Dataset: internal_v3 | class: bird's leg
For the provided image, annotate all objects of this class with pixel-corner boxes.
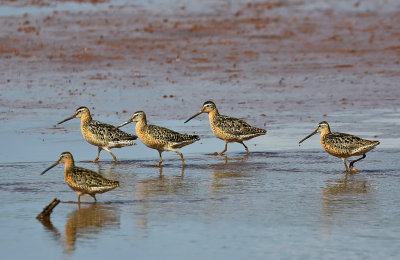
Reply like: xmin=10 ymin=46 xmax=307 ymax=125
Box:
xmin=104 ymin=147 xmax=118 ymax=164
xmin=110 ymin=152 xmax=118 ymax=164
xmin=170 ymin=149 xmax=185 ymax=167
xmin=90 ymin=194 xmax=97 ymax=203
xmin=93 ymin=147 xmax=102 ymax=163
xmin=78 ymin=193 xmax=82 ymax=204
xmin=240 ymin=141 xmax=250 ymax=155
xmin=157 ymin=150 xmax=163 ymax=167
xmin=341 ymin=158 xmax=349 ymax=174
xmin=349 ymin=154 xmax=366 ymax=173
xmin=219 ymin=141 xmax=228 ymax=155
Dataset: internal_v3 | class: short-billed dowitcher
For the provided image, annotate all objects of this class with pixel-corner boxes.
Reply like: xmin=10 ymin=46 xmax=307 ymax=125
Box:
xmin=299 ymin=121 xmax=379 ymax=173
xmin=116 ymin=111 xmax=200 ymax=167
xmin=41 ymin=152 xmax=119 ymax=203
xmin=184 ymin=101 xmax=266 ymax=155
xmin=58 ymin=107 xmax=137 ymax=163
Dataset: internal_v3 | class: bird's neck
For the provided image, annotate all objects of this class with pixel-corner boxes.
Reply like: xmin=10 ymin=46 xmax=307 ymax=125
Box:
xmin=208 ymin=109 xmax=219 ymax=122
xmin=319 ymin=129 xmax=331 ymax=141
xmin=135 ymin=118 xmax=147 ymax=132
xmin=80 ymin=113 xmax=92 ymax=127
xmin=63 ymin=160 xmax=75 ymax=176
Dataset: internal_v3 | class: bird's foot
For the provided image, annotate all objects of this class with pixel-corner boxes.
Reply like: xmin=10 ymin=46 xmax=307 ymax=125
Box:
xmin=349 ymin=166 xmax=360 ymax=173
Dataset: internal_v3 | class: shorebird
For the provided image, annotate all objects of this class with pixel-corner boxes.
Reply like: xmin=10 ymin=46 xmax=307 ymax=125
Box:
xmin=116 ymin=111 xmax=199 ymax=167
xmin=58 ymin=107 xmax=137 ymax=163
xmin=184 ymin=101 xmax=266 ymax=155
xmin=299 ymin=121 xmax=380 ymax=173
xmin=41 ymin=152 xmax=119 ymax=203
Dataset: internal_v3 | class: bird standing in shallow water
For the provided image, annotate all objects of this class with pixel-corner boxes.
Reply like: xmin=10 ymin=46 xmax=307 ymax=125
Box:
xmin=184 ymin=101 xmax=266 ymax=155
xmin=41 ymin=152 xmax=119 ymax=203
xmin=58 ymin=107 xmax=137 ymax=164
xmin=299 ymin=121 xmax=379 ymax=173
xmin=116 ymin=111 xmax=200 ymax=167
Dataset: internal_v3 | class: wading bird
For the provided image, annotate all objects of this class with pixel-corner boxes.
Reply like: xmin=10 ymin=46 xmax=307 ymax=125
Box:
xmin=41 ymin=152 xmax=119 ymax=203
xmin=58 ymin=107 xmax=137 ymax=163
xmin=117 ymin=111 xmax=199 ymax=167
xmin=185 ymin=101 xmax=266 ymax=155
xmin=299 ymin=121 xmax=379 ymax=173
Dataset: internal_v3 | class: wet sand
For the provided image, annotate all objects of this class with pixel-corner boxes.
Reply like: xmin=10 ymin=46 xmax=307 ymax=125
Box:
xmin=0 ymin=0 xmax=400 ymax=259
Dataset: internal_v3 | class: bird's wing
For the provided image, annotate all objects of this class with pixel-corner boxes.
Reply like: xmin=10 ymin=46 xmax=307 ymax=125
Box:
xmin=70 ymin=167 xmax=118 ymax=188
xmin=215 ymin=115 xmax=265 ymax=136
xmin=147 ymin=124 xmax=198 ymax=143
xmin=325 ymin=132 xmax=368 ymax=151
xmin=88 ymin=120 xmax=137 ymax=141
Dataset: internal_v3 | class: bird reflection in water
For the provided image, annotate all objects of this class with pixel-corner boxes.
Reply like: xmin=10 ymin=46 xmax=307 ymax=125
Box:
xmin=211 ymin=169 xmax=249 ymax=192
xmin=321 ymin=174 xmax=371 ymax=220
xmin=135 ymin=167 xmax=185 ymax=199
xmin=95 ymin=162 xmax=118 ymax=178
xmin=216 ymin=152 xmax=251 ymax=165
xmin=39 ymin=203 xmax=120 ymax=254
xmin=134 ymin=167 xmax=186 ymax=231
xmin=64 ymin=203 xmax=120 ymax=253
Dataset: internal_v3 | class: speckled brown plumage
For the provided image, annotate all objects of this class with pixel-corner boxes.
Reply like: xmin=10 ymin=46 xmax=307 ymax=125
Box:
xmin=58 ymin=107 xmax=137 ymax=163
xmin=117 ymin=111 xmax=200 ymax=167
xmin=139 ymin=124 xmax=200 ymax=149
xmin=299 ymin=121 xmax=379 ymax=173
xmin=185 ymin=101 xmax=266 ymax=155
xmin=210 ymin=114 xmax=267 ymax=142
xmin=321 ymin=132 xmax=379 ymax=158
xmin=41 ymin=152 xmax=119 ymax=203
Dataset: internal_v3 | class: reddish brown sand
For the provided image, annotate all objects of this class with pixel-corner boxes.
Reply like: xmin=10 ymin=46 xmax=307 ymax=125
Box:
xmin=0 ymin=0 xmax=399 ymax=136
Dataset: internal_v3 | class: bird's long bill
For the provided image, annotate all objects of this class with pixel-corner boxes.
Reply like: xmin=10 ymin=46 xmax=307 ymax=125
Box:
xmin=115 ymin=120 xmax=132 ymax=130
xmin=57 ymin=114 xmax=76 ymax=125
xmin=299 ymin=129 xmax=318 ymax=145
xmin=184 ymin=112 xmax=203 ymax=124
xmin=41 ymin=161 xmax=59 ymax=175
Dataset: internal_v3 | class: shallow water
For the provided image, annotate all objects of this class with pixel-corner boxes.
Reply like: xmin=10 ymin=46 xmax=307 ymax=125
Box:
xmin=1 ymin=147 xmax=399 ymax=259
xmin=1 ymin=0 xmax=400 ymax=259
xmin=1 ymin=109 xmax=400 ymax=259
